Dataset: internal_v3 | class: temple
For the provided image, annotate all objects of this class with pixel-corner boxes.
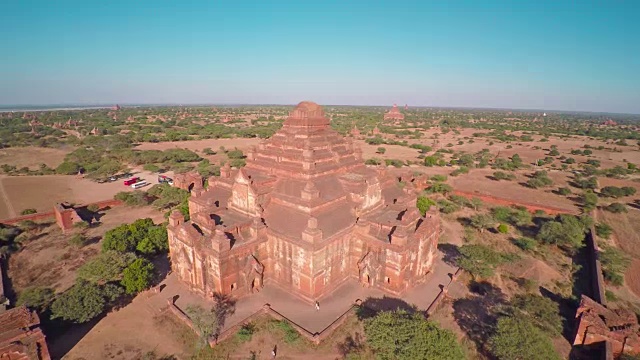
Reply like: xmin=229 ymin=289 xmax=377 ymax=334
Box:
xmin=573 ymin=295 xmax=640 ymax=356
xmin=0 ymin=306 xmax=51 ymax=360
xmin=383 ymin=104 xmax=404 ymax=121
xmin=167 ymin=101 xmax=439 ymax=303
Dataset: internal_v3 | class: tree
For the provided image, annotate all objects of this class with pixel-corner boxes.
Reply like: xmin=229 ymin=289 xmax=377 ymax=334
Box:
xmin=121 ymin=258 xmax=155 ymax=294
xmin=599 ymin=245 xmax=631 ymax=286
xmin=457 ymin=244 xmax=507 ymax=279
xmin=20 ymin=208 xmax=37 ymax=215
xmin=50 ymin=281 xmax=122 ymax=323
xmin=427 ymin=182 xmax=453 ymax=195
xmin=376 ymin=147 xmax=386 ymax=154
xmin=363 ymin=310 xmax=465 ymax=360
xmin=55 ymin=161 xmax=81 ymax=175
xmin=416 ymin=196 xmax=436 ymax=216
xmin=469 ymin=214 xmax=494 ymax=233
xmin=581 ymin=191 xmax=598 ymax=211
xmin=424 ymin=156 xmax=438 ymax=167
xmin=510 ymin=294 xmax=563 ymax=335
xmin=77 ymin=251 xmax=137 ymax=284
xmin=595 ymin=223 xmax=613 ymax=239
xmin=186 ymin=304 xmax=221 ymax=347
xmin=136 ymin=226 xmax=168 ymax=255
xmin=16 ymin=287 xmax=55 ymax=311
xmin=489 ymin=316 xmax=561 ymax=360
xmin=605 ymin=202 xmax=627 ymax=213
xmin=537 ymin=215 xmax=587 ymax=252
xmin=557 ymin=187 xmax=572 ymax=196
xmin=470 ymin=197 xmax=483 ymax=211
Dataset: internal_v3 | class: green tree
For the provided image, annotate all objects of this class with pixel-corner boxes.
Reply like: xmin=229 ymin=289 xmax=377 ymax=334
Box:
xmin=595 ymin=223 xmax=613 ymax=239
xmin=605 ymin=202 xmax=627 ymax=213
xmin=50 ymin=281 xmax=122 ymax=323
xmin=363 ymin=310 xmax=464 ymax=360
xmin=510 ymin=294 xmax=563 ymax=335
xmin=600 ymin=245 xmax=631 ymax=286
xmin=20 ymin=208 xmax=37 ymax=215
xmin=537 ymin=215 xmax=588 ymax=252
xmin=136 ymin=226 xmax=168 ymax=255
xmin=16 ymin=287 xmax=55 ymax=311
xmin=416 ymin=196 xmax=436 ymax=216
xmin=489 ymin=316 xmax=561 ymax=360
xmin=457 ymin=244 xmax=507 ymax=279
xmin=469 ymin=213 xmax=494 ymax=233
xmin=121 ymin=258 xmax=155 ymax=294
xmin=376 ymin=147 xmax=386 ymax=154
xmin=55 ymin=161 xmax=81 ymax=175
xmin=186 ymin=304 xmax=221 ymax=347
xmin=581 ymin=191 xmax=598 ymax=211
xmin=77 ymin=251 xmax=137 ymax=284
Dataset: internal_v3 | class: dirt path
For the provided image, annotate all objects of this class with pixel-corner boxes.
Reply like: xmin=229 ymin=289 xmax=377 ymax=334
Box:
xmin=0 ymin=177 xmax=16 ymax=218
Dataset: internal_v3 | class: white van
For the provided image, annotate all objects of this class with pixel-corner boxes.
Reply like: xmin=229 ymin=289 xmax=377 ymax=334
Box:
xmin=131 ymin=181 xmax=149 ymax=189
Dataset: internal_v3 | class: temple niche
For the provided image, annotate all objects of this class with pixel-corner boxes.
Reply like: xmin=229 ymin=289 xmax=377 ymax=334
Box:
xmin=167 ymin=101 xmax=439 ymax=303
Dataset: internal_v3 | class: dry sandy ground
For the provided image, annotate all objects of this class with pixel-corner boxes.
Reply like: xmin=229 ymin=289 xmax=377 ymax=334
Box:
xmin=135 ymin=138 xmax=261 ymax=153
xmin=448 ymin=168 xmax=578 ymax=212
xmin=598 ymin=209 xmax=640 ymax=299
xmin=0 ymin=147 xmax=70 ymax=169
xmin=7 ymin=205 xmax=165 ymax=295
xmin=0 ymin=169 xmax=161 ymax=220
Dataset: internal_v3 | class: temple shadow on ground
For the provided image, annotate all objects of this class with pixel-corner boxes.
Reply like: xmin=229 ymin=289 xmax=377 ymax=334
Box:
xmin=540 ymin=286 xmax=579 ymax=343
xmin=48 ymin=314 xmax=105 ymax=359
xmin=437 ymin=243 xmax=460 ymax=267
xmin=452 ymin=281 xmax=507 ymax=356
xmin=357 ymin=296 xmax=417 ymax=320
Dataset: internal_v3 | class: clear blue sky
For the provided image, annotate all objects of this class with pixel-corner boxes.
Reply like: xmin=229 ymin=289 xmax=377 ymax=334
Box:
xmin=1 ymin=0 xmax=639 ymax=113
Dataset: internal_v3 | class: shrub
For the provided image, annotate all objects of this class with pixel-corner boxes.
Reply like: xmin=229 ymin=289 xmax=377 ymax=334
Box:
xmin=69 ymin=233 xmax=88 ymax=248
xmin=595 ymin=223 xmax=613 ymax=239
xmin=364 ymin=310 xmax=464 ymax=360
xmin=557 ymin=187 xmax=572 ymax=196
xmin=457 ymin=244 xmax=509 ymax=279
xmin=236 ymin=324 xmax=255 ymax=342
xmin=497 ymin=224 xmax=509 ymax=234
xmin=376 ymin=147 xmax=386 ymax=154
xmin=17 ymin=287 xmax=55 ymax=311
xmin=143 ymin=163 xmax=160 ymax=173
xmin=20 ymin=208 xmax=37 ymax=215
xmin=430 ymin=174 xmax=447 ymax=182
xmin=86 ymin=204 xmax=100 ymax=212
xmin=416 ymin=196 xmax=436 ymax=216
xmin=513 ymin=237 xmax=537 ymax=251
xmin=605 ymin=202 xmax=627 ymax=213
xmin=489 ymin=316 xmax=561 ymax=360
xmin=50 ymin=281 xmax=123 ymax=323
xmin=600 ymin=245 xmax=631 ymax=286
xmin=121 ymin=258 xmax=155 ymax=294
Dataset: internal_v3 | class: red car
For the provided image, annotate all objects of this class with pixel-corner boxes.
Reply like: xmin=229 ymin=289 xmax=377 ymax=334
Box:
xmin=123 ymin=177 xmax=140 ymax=186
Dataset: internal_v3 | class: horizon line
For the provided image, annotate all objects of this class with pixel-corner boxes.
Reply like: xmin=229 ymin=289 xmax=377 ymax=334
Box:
xmin=0 ymin=102 xmax=639 ymax=116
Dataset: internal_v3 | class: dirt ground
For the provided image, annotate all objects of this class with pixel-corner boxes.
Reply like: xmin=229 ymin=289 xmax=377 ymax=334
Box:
xmin=0 ymin=169 xmax=162 ymax=220
xmin=598 ymin=209 xmax=640 ymax=298
xmin=0 ymin=146 xmax=71 ymax=169
xmin=7 ymin=205 xmax=165 ymax=295
xmin=448 ymin=168 xmax=578 ymax=212
xmin=135 ymin=138 xmax=261 ymax=153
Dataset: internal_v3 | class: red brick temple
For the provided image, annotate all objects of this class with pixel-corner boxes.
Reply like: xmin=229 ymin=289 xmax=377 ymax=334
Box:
xmin=167 ymin=101 xmax=439 ymax=303
xmin=383 ymin=104 xmax=405 ymax=121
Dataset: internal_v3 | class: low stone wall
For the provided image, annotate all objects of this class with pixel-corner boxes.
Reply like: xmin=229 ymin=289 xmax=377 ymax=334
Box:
xmin=167 ymin=298 xmax=363 ymax=348
xmin=426 ymin=268 xmax=462 ymax=316
xmin=452 ymin=190 xmax=574 ymax=215
xmin=585 ymin=220 xmax=607 ymax=306
xmin=0 ymin=199 xmax=123 ymax=225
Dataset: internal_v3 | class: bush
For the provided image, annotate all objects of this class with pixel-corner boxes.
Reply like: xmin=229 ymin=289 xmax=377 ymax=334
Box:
xmin=365 ymin=158 xmax=382 ymax=165
xmin=143 ymin=164 xmax=161 ymax=173
xmin=537 ymin=214 xmax=589 ymax=252
xmin=236 ymin=324 xmax=255 ymax=342
xmin=78 ymin=251 xmax=137 ymax=284
xmin=600 ymin=245 xmax=631 ymax=286
xmin=513 ymin=237 xmax=537 ymax=251
xmin=69 ymin=233 xmax=88 ymax=247
xmin=497 ymin=224 xmax=509 ymax=233
xmin=605 ymin=202 xmax=627 ymax=213
xmin=457 ymin=244 xmax=509 ymax=279
xmin=17 ymin=287 xmax=55 ymax=311
xmin=20 ymin=208 xmax=37 ymax=215
xmin=557 ymin=187 xmax=572 ymax=196
xmin=87 ymin=204 xmax=100 ymax=212
xmin=416 ymin=196 xmax=436 ymax=216
xmin=489 ymin=316 xmax=561 ymax=360
xmin=268 ymin=320 xmax=300 ymax=344
xmin=121 ymin=258 xmax=155 ymax=294
xmin=430 ymin=174 xmax=447 ymax=182
xmin=364 ymin=310 xmax=464 ymax=360
xmin=595 ymin=223 xmax=613 ymax=239
xmin=50 ymin=281 xmax=123 ymax=323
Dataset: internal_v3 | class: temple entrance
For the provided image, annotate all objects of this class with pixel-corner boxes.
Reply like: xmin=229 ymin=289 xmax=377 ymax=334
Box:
xmin=361 ymin=272 xmax=372 ymax=287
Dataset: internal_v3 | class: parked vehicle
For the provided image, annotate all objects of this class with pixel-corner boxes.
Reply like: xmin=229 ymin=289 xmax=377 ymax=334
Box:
xmin=131 ymin=181 xmax=149 ymax=189
xmin=123 ymin=177 xmax=140 ymax=186
xmin=158 ymin=175 xmax=173 ymax=184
